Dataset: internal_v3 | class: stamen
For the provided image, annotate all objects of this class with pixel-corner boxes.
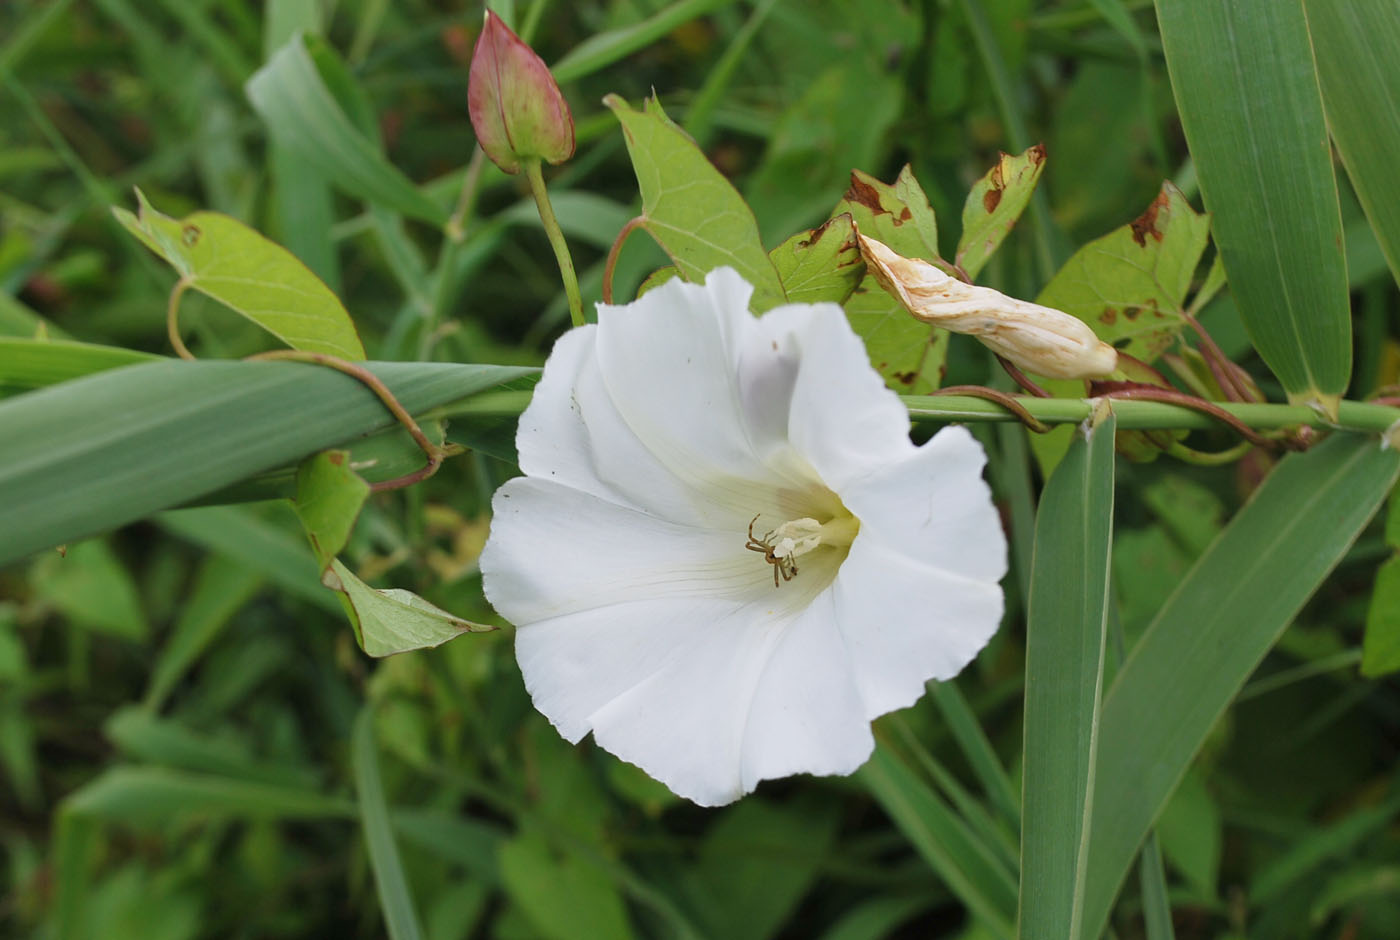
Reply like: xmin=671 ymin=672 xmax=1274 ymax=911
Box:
xmin=745 ymin=512 xmax=859 ymax=587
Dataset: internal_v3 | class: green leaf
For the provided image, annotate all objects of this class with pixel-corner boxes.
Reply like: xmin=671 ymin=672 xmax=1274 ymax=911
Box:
xmin=1080 ymin=432 xmax=1400 ymax=939
xmin=1155 ymin=766 xmax=1222 ymax=898
xmin=113 ymin=189 xmax=366 ymax=359
xmin=30 ymin=539 xmax=149 ymax=640
xmin=1019 ymin=410 xmax=1116 ymax=940
xmin=1251 ymin=791 xmax=1400 ymax=903
xmin=1305 ymin=0 xmax=1400 ymax=290
xmin=144 ymin=555 xmax=262 ymax=710
xmin=499 ymin=830 xmax=635 ymax=940
xmin=105 ymin=708 xmax=318 ymax=789
xmin=293 ymin=450 xmax=369 ymax=572
xmin=839 ymin=166 xmax=941 ymax=262
xmin=1030 ymin=183 xmax=1210 ymax=474
xmin=834 ymin=167 xmax=948 ymax=393
xmin=1361 ymin=555 xmax=1400 ymax=677
xmin=1157 ymin=0 xmax=1351 ymax=415
xmin=0 ymin=338 xmax=159 ymax=392
xmin=157 ymin=505 xmax=337 ymax=613
xmin=63 ymin=765 xmax=354 ymax=826
xmin=860 ymin=744 xmax=1017 ymax=939
xmin=246 ymin=34 xmax=447 ymax=225
xmin=958 ymin=144 xmax=1047 ymax=281
xmin=1036 ymin=182 xmax=1210 ymax=364
xmin=603 ymin=93 xmax=786 ymax=311
xmin=329 ymin=559 xmax=493 ymax=658
xmin=0 ymin=359 xmax=531 ymax=566
xmin=767 ymin=214 xmax=864 ymax=306
xmin=550 ymin=0 xmax=736 ymax=83
xmin=352 ymin=708 xmax=426 ymax=940
xmin=686 ymin=798 xmax=838 ymax=940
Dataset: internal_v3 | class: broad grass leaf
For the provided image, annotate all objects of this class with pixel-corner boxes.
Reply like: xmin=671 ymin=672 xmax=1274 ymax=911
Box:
xmin=1157 ymin=0 xmax=1351 ymax=415
xmin=1019 ymin=412 xmax=1116 ymax=939
xmin=1306 ymin=0 xmax=1400 ymax=291
xmin=0 ymin=359 xmax=531 ymax=565
xmin=1080 ymin=433 xmax=1400 ymax=939
xmin=0 ymin=338 xmax=159 ymax=392
xmin=246 ymin=33 xmax=447 ymax=224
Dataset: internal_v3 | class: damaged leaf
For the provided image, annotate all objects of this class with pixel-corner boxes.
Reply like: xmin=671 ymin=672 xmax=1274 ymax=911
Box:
xmin=834 ymin=167 xmax=950 ymax=393
xmin=769 ymin=214 xmax=864 ymax=307
xmin=957 ymin=144 xmax=1047 ymax=281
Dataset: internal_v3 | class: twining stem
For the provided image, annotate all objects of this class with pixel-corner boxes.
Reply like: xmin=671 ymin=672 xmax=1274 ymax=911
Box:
xmin=246 ymin=350 xmax=460 ymax=492
xmin=523 ymin=157 xmax=584 ymax=328
xmin=935 ymin=385 xmax=1052 ymax=433
xmin=166 ymin=277 xmax=196 ymax=361
xmin=603 ymin=216 xmax=646 ymax=304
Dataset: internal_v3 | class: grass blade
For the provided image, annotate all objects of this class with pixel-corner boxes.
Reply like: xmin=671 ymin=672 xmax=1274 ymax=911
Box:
xmin=0 ymin=360 xmax=531 ymax=566
xmin=1155 ymin=0 xmax=1351 ymax=415
xmin=353 ymin=707 xmax=426 ymax=940
xmin=860 ymin=743 xmax=1017 ymax=939
xmin=1018 ymin=412 xmax=1117 ymax=939
xmin=1080 ymin=432 xmax=1400 ymax=937
xmin=1304 ymin=0 xmax=1400 ymax=290
xmin=246 ymin=34 xmax=447 ymax=225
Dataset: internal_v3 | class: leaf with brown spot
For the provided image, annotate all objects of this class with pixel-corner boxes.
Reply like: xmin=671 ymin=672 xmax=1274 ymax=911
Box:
xmin=1029 ymin=183 xmax=1210 ymax=476
xmin=833 ymin=167 xmax=948 ymax=393
xmin=957 ymin=144 xmax=1047 ymax=281
xmin=1036 ymin=182 xmax=1210 ymax=365
xmin=768 ymin=214 xmax=864 ymax=307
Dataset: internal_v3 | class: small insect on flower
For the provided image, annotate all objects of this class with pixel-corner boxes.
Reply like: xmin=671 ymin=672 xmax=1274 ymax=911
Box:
xmin=480 ymin=268 xmax=1008 ymax=806
xmin=745 ymin=514 xmax=799 ymax=587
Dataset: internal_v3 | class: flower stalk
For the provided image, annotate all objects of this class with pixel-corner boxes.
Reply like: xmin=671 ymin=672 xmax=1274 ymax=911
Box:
xmin=524 ymin=157 xmax=585 ymax=328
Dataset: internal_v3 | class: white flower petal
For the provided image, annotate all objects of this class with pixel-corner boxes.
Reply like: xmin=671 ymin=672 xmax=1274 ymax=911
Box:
xmin=515 ymin=325 xmax=724 ymax=525
xmin=737 ymin=598 xmax=875 ymax=791
xmin=516 ymin=595 xmax=813 ymax=806
xmin=481 ymin=477 xmax=775 ymax=624
xmin=594 ymin=270 xmax=804 ymax=501
xmin=841 ymin=425 xmax=1009 ymax=584
xmin=832 ymin=536 xmax=1005 ymax=717
xmin=756 ymin=303 xmax=916 ymax=491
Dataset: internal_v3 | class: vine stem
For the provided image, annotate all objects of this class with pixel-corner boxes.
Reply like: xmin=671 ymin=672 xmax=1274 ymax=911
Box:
xmin=166 ymin=277 xmax=196 ymax=361
xmin=246 ymin=351 xmax=460 ymax=492
xmin=523 ymin=157 xmax=584 ymax=328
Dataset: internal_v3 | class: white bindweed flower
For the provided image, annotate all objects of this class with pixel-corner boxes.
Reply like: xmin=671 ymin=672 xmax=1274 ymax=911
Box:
xmin=480 ymin=269 xmax=1008 ymax=806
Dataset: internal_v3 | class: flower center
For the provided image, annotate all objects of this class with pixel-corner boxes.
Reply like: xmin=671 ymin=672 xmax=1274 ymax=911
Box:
xmin=745 ymin=512 xmax=859 ymax=588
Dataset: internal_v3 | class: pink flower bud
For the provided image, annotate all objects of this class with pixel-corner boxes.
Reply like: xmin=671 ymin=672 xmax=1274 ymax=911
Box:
xmin=467 ymin=10 xmax=575 ymax=174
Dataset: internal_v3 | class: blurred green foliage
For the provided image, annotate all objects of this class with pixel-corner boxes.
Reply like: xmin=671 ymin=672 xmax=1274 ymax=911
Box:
xmin=3 ymin=1 xmax=1400 ymax=938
